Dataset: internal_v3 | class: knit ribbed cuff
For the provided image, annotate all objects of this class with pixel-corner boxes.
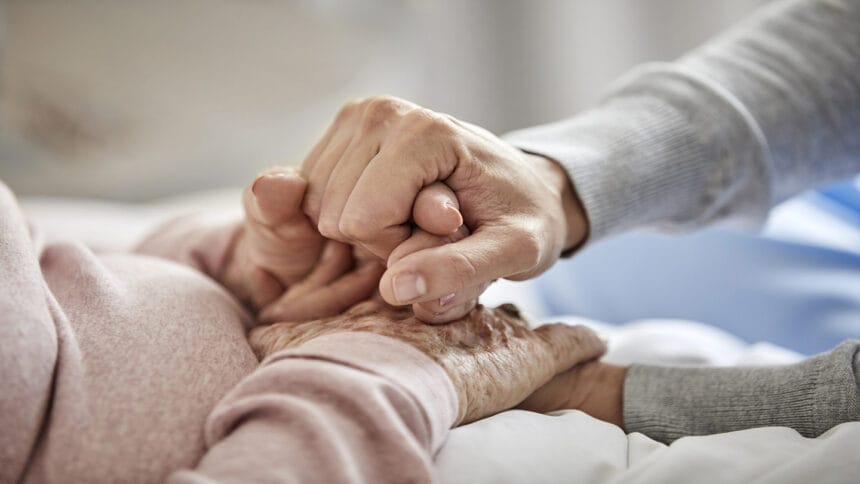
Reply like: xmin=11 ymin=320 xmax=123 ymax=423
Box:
xmin=622 ymin=341 xmax=860 ymax=444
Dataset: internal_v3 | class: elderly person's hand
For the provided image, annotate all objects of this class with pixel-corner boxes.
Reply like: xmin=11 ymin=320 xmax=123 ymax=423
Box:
xmin=249 ymin=300 xmax=605 ymax=425
xmin=300 ymin=96 xmax=588 ymax=323
xmin=222 ymin=168 xmax=384 ymax=322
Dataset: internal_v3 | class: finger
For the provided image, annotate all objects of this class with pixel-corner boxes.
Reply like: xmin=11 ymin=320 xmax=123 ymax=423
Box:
xmin=316 ymin=135 xmax=380 ymax=240
xmin=412 ymin=182 xmax=463 ymax=236
xmin=299 ymin=99 xmax=361 ymax=178
xmin=316 ymin=97 xmax=418 ymax=240
xmin=303 ymin=129 xmax=359 ymax=224
xmin=295 ymin=240 xmax=354 ymax=289
xmin=337 ymin=120 xmax=459 ymax=260
xmin=411 ymin=279 xmax=489 ymax=324
xmin=243 ymin=168 xmax=306 ymax=227
xmin=248 ymin=266 xmax=285 ymax=309
xmin=387 ymin=224 xmax=469 ymax=268
xmin=259 ymin=261 xmax=385 ymax=323
xmin=300 ymin=99 xmax=364 ymax=221
xmin=242 ymin=170 xmax=325 ymax=285
xmin=533 ymin=324 xmax=607 ymax=373
xmin=385 ymin=224 xmax=474 ymax=322
xmin=412 ymin=297 xmax=477 ymax=325
xmin=254 ymin=240 xmax=353 ymax=317
xmin=380 ymin=224 xmax=540 ymax=305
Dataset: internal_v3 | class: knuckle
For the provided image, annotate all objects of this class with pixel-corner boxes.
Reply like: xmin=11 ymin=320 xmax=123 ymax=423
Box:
xmin=540 ymin=323 xmax=574 ymax=355
xmin=404 ymin=108 xmax=454 ymax=137
xmin=317 ymin=217 xmax=341 ymax=240
xmin=361 ymin=96 xmax=402 ymax=131
xmin=302 ymin=194 xmax=322 ymax=223
xmin=336 ymin=98 xmax=363 ymax=121
xmin=337 ymin=214 xmax=372 ymax=241
xmin=571 ymin=324 xmax=601 ymax=348
xmin=513 ymin=227 xmax=544 ymax=274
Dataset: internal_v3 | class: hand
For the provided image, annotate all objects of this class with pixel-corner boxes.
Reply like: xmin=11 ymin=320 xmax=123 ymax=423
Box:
xmin=223 ymin=168 xmax=382 ymax=321
xmin=518 ymin=360 xmax=627 ymax=428
xmin=300 ymin=96 xmax=588 ymax=323
xmin=249 ymin=302 xmax=605 ymax=425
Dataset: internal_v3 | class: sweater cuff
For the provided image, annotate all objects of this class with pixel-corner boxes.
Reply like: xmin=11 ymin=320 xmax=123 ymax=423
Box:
xmin=623 ymin=341 xmax=860 ymax=444
xmin=264 ymin=332 xmax=460 ymax=451
xmin=504 ymin=64 xmax=770 ymax=243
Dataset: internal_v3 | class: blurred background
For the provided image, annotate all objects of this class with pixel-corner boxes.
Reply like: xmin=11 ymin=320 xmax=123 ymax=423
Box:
xmin=2 ymin=0 xmax=857 ymax=355
xmin=0 ymin=0 xmax=768 ymax=200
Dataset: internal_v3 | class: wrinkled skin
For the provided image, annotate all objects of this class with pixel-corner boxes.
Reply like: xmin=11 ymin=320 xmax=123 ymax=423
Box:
xmin=250 ymin=301 xmax=606 ymax=425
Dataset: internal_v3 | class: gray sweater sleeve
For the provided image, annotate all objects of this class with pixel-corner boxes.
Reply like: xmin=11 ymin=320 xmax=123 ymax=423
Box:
xmin=504 ymin=0 xmax=860 ymax=442
xmin=504 ymin=0 xmax=860 ymax=241
xmin=623 ymin=341 xmax=860 ymax=443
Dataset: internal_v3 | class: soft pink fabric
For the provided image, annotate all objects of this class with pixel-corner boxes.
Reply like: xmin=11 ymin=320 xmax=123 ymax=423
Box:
xmin=0 ymin=181 xmax=457 ymax=483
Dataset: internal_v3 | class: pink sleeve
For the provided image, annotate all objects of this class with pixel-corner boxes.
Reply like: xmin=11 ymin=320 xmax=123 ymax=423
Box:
xmin=134 ymin=214 xmax=241 ymax=282
xmin=167 ymin=332 xmax=459 ymax=484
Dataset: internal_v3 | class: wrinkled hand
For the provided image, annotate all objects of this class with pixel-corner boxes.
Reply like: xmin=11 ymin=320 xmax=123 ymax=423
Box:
xmin=249 ymin=301 xmax=605 ymax=425
xmin=301 ymin=96 xmax=588 ymax=323
xmin=223 ymin=168 xmax=383 ymax=322
xmin=518 ymin=360 xmax=627 ymax=428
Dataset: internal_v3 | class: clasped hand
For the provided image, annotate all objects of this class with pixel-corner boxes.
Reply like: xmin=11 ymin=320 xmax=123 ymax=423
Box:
xmin=218 ymin=166 xmax=613 ymax=426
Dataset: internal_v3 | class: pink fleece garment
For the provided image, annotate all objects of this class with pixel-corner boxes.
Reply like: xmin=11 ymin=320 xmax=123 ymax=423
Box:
xmin=0 ymin=180 xmax=457 ymax=483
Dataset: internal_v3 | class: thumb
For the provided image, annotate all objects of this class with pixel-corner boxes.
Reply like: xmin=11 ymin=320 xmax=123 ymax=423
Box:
xmin=246 ymin=168 xmax=307 ymax=227
xmin=380 ymin=224 xmax=539 ymax=305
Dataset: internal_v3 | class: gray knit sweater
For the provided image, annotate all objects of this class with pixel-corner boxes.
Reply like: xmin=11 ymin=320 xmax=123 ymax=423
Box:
xmin=505 ymin=0 xmax=860 ymax=443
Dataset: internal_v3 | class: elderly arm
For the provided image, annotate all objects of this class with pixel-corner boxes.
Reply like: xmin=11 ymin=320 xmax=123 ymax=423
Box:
xmin=169 ymin=300 xmax=605 ymax=482
xmin=168 ymin=333 xmax=458 ymax=484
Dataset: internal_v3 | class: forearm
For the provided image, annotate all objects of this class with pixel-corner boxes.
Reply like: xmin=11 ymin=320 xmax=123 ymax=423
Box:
xmin=506 ymin=0 xmax=860 ymax=243
xmin=168 ymin=332 xmax=458 ymax=484
xmin=623 ymin=340 xmax=860 ymax=443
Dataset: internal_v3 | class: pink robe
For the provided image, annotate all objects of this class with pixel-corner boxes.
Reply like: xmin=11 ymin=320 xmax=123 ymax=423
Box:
xmin=0 ymin=181 xmax=457 ymax=483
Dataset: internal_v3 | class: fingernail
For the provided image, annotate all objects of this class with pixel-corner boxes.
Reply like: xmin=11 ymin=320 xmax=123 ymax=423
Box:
xmin=251 ymin=176 xmax=265 ymax=197
xmin=444 ymin=202 xmax=464 ymax=229
xmin=251 ymin=172 xmax=285 ymax=198
xmin=439 ymin=292 xmax=456 ymax=306
xmin=393 ymin=273 xmax=427 ymax=303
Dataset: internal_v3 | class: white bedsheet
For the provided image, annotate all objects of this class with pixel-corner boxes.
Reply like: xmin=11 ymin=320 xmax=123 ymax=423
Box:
xmin=437 ymin=317 xmax=859 ymax=484
xmin=21 ymin=193 xmax=859 ymax=484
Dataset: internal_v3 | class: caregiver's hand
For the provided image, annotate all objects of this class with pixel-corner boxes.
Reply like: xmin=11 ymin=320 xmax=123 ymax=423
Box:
xmin=301 ymin=96 xmax=588 ymax=323
xmin=518 ymin=360 xmax=627 ymax=428
xmin=249 ymin=302 xmax=605 ymax=425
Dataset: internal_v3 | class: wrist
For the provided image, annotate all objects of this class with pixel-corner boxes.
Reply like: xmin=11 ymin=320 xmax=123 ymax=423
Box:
xmin=577 ymin=363 xmax=626 ymax=429
xmin=525 ymin=153 xmax=589 ymax=254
